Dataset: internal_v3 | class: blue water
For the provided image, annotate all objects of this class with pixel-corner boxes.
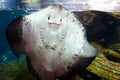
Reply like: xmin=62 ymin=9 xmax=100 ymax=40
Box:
xmin=0 ymin=9 xmax=33 ymax=62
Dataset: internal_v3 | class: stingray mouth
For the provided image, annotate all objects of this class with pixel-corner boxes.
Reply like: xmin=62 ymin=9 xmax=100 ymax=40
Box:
xmin=48 ymin=22 xmax=60 ymax=27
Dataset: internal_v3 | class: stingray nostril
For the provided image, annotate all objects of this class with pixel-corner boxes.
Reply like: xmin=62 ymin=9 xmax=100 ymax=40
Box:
xmin=48 ymin=16 xmax=50 ymax=20
xmin=60 ymin=18 xmax=62 ymax=22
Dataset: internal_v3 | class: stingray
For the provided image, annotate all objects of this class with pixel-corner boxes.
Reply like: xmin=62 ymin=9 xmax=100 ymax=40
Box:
xmin=6 ymin=4 xmax=98 ymax=80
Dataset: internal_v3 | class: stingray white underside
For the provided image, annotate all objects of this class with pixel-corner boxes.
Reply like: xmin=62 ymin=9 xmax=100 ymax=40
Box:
xmin=20 ymin=5 xmax=97 ymax=79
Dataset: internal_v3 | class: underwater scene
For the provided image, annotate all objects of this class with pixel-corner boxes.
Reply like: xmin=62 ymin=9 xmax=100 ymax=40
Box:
xmin=0 ymin=0 xmax=120 ymax=80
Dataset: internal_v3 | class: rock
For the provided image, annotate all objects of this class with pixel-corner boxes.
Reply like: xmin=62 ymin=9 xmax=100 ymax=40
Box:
xmin=74 ymin=11 xmax=120 ymax=47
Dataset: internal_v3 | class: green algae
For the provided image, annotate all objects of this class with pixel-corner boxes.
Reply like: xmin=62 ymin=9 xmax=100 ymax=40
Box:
xmin=108 ymin=43 xmax=120 ymax=53
xmin=0 ymin=57 xmax=37 ymax=80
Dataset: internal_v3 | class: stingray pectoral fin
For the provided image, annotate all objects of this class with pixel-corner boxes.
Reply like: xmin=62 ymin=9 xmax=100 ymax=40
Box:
xmin=6 ymin=16 xmax=24 ymax=57
xmin=82 ymin=42 xmax=98 ymax=58
xmin=72 ymin=56 xmax=96 ymax=72
xmin=9 ymin=44 xmax=24 ymax=57
xmin=72 ymin=42 xmax=98 ymax=71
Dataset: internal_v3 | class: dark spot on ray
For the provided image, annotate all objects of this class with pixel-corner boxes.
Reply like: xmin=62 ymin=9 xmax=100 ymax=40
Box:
xmin=54 ymin=45 xmax=58 ymax=48
xmin=25 ymin=22 xmax=29 ymax=26
xmin=51 ymin=47 xmax=56 ymax=51
xmin=41 ymin=39 xmax=44 ymax=42
xmin=34 ymin=40 xmax=36 ymax=43
xmin=45 ymin=45 xmax=49 ymax=49
xmin=60 ymin=18 xmax=62 ymax=22
xmin=39 ymin=46 xmax=41 ymax=49
xmin=40 ymin=33 xmax=42 ymax=36
xmin=48 ymin=16 xmax=50 ymax=20
xmin=27 ymin=26 xmax=30 ymax=32
xmin=58 ymin=52 xmax=62 ymax=56
xmin=72 ymin=19 xmax=75 ymax=22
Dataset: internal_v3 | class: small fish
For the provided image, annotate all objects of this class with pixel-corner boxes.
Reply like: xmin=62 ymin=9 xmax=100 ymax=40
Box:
xmin=6 ymin=4 xmax=98 ymax=80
